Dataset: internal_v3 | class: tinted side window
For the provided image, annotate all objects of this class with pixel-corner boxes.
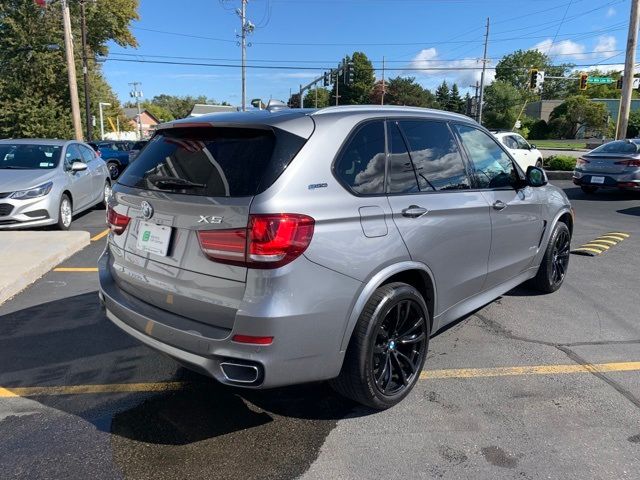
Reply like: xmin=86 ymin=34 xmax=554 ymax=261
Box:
xmin=514 ymin=135 xmax=530 ymax=149
xmin=65 ymin=145 xmax=82 ymax=168
xmin=455 ymin=125 xmax=516 ymax=189
xmin=387 ymin=122 xmax=419 ymax=194
xmin=398 ymin=120 xmax=470 ymax=191
xmin=503 ymin=136 xmax=517 ymax=149
xmin=335 ymin=121 xmax=386 ymax=195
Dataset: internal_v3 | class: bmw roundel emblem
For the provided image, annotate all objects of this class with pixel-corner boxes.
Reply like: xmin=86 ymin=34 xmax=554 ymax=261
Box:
xmin=141 ymin=201 xmax=153 ymax=220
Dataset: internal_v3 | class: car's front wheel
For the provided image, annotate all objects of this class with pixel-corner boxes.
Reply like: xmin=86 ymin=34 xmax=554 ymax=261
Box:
xmin=331 ymin=282 xmax=430 ymax=409
xmin=100 ymin=181 xmax=111 ymax=209
xmin=56 ymin=194 xmax=72 ymax=230
xmin=107 ymin=161 xmax=120 ymax=180
xmin=535 ymin=159 xmax=543 ymax=168
xmin=529 ymin=222 xmax=571 ymax=293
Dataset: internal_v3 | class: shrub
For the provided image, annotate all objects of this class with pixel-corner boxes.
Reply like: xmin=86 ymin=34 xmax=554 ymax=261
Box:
xmin=547 ymin=155 xmax=577 ymax=171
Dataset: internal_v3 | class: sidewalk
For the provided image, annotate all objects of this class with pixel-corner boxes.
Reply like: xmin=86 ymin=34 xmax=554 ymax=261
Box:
xmin=0 ymin=231 xmax=90 ymax=305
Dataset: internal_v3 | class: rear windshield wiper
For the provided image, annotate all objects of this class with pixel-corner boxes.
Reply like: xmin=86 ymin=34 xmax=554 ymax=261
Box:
xmin=149 ymin=176 xmax=205 ymax=190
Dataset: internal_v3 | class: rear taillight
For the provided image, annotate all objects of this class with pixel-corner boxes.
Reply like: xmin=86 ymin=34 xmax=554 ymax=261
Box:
xmin=197 ymin=213 xmax=315 ymax=269
xmin=107 ymin=206 xmax=131 ymax=235
xmin=575 ymin=158 xmax=590 ymax=167
xmin=614 ymin=159 xmax=640 ymax=167
xmin=232 ymin=334 xmax=274 ymax=345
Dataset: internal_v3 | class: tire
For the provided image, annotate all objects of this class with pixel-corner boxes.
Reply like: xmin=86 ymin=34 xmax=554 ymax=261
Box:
xmin=56 ymin=194 xmax=72 ymax=230
xmin=107 ymin=161 xmax=120 ymax=180
xmin=330 ymin=282 xmax=430 ymax=409
xmin=99 ymin=181 xmax=111 ymax=209
xmin=529 ymin=222 xmax=571 ymax=293
xmin=581 ymin=185 xmax=598 ymax=194
xmin=535 ymin=159 xmax=543 ymax=168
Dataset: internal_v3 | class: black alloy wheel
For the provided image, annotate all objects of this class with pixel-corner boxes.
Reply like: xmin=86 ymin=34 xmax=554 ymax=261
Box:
xmin=529 ymin=221 xmax=571 ymax=293
xmin=550 ymin=228 xmax=570 ymax=287
xmin=371 ymin=299 xmax=427 ymax=396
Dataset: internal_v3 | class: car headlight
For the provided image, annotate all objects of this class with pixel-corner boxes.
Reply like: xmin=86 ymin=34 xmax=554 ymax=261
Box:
xmin=9 ymin=181 xmax=53 ymax=200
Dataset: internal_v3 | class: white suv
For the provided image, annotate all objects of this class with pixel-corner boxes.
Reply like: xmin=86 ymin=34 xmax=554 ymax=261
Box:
xmin=492 ymin=131 xmax=543 ymax=171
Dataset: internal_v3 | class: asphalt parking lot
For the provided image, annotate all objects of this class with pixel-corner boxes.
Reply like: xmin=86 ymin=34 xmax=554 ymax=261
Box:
xmin=0 ymin=180 xmax=638 ymax=480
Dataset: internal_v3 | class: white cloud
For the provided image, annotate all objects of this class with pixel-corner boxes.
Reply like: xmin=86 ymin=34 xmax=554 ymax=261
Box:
xmin=408 ymin=48 xmax=495 ymax=87
xmin=594 ymin=35 xmax=617 ymax=55
xmin=532 ymin=38 xmax=588 ymax=60
xmin=606 ymin=7 xmax=616 ymax=17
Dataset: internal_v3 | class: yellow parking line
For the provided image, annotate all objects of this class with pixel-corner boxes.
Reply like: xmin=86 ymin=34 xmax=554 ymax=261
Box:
xmin=2 ymin=362 xmax=640 ymax=398
xmin=591 ymin=239 xmax=617 ymax=246
xmin=90 ymin=229 xmax=109 ymax=242
xmin=598 ymin=235 xmax=626 ymax=242
xmin=419 ymin=361 xmax=640 ymax=379
xmin=0 ymin=382 xmax=187 ymax=398
xmin=605 ymin=232 xmax=630 ymax=238
xmin=53 ymin=267 xmax=98 ymax=272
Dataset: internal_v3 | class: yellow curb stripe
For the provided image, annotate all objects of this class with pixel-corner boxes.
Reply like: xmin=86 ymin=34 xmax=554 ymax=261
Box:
xmin=581 ymin=243 xmax=610 ymax=250
xmin=605 ymin=232 xmax=630 ymax=238
xmin=419 ymin=361 xmax=640 ymax=380
xmin=90 ymin=229 xmax=110 ymax=242
xmin=598 ymin=235 xmax=626 ymax=242
xmin=0 ymin=382 xmax=187 ymax=398
xmin=591 ymin=239 xmax=617 ymax=245
xmin=572 ymin=247 xmax=604 ymax=255
xmin=53 ymin=267 xmax=99 ymax=272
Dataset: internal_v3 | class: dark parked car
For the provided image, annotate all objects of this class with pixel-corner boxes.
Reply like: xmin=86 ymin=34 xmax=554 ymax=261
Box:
xmin=92 ymin=141 xmax=135 ymax=179
xmin=573 ymin=139 xmax=640 ymax=193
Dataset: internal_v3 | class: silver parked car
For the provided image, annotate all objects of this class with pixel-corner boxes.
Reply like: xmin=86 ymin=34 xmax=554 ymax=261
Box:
xmin=99 ymin=106 xmax=573 ymax=409
xmin=0 ymin=139 xmax=111 ymax=230
xmin=573 ymin=139 xmax=640 ymax=193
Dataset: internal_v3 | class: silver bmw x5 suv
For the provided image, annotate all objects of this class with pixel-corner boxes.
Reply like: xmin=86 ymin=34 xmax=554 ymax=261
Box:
xmin=99 ymin=106 xmax=573 ymax=408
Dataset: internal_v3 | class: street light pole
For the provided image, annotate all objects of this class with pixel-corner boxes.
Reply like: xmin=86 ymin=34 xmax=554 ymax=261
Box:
xmin=61 ymin=0 xmax=83 ymax=140
xmin=99 ymin=102 xmax=111 ymax=140
xmin=79 ymin=0 xmax=92 ymax=141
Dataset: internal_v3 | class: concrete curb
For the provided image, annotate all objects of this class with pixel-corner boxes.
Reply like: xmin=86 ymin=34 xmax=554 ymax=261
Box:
xmin=0 ymin=231 xmax=90 ymax=305
xmin=545 ymin=170 xmax=574 ymax=180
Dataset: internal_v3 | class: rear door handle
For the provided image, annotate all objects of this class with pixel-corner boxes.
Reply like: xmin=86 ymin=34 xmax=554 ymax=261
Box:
xmin=492 ymin=200 xmax=507 ymax=211
xmin=402 ymin=205 xmax=428 ymax=218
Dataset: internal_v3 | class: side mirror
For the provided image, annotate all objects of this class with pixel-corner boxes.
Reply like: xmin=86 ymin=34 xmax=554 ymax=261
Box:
xmin=71 ymin=161 xmax=87 ymax=172
xmin=526 ymin=166 xmax=547 ymax=187
xmin=529 ymin=144 xmax=537 ymax=150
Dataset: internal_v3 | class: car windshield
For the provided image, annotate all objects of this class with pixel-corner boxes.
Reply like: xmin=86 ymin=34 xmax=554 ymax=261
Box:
xmin=0 ymin=144 xmax=62 ymax=169
xmin=592 ymin=140 xmax=640 ymax=154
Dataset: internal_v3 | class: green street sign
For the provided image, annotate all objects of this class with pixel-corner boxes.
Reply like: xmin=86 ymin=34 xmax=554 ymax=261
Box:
xmin=587 ymin=77 xmax=614 ymax=84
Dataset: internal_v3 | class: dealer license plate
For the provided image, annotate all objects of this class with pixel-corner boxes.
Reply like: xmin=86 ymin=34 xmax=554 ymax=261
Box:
xmin=136 ymin=221 xmax=172 ymax=256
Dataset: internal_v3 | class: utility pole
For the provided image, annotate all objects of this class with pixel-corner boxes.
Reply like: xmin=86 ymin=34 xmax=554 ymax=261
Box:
xmin=616 ymin=0 xmax=640 ymax=139
xmin=61 ymin=0 xmax=83 ymax=140
xmin=235 ymin=0 xmax=253 ymax=111
xmin=381 ymin=56 xmax=386 ymax=105
xmin=129 ymin=82 xmax=143 ymax=139
xmin=478 ymin=17 xmax=490 ymax=125
xmin=300 ymin=84 xmax=304 ymax=108
xmin=79 ymin=0 xmax=92 ymax=141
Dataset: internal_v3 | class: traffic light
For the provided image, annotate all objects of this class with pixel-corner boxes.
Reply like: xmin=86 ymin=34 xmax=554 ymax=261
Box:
xmin=323 ymin=72 xmax=329 ymax=87
xmin=529 ymin=69 xmax=538 ymax=90
xmin=346 ymin=62 xmax=355 ymax=84
xmin=616 ymin=77 xmax=623 ymax=89
xmin=579 ymin=73 xmax=588 ymax=91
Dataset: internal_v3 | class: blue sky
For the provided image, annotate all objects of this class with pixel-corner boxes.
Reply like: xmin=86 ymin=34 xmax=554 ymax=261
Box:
xmin=104 ymin=0 xmax=632 ymax=106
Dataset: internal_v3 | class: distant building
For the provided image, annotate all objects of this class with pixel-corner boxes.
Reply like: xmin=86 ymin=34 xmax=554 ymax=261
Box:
xmin=123 ymin=108 xmax=160 ymax=139
xmin=524 ymin=100 xmax=564 ymax=122
xmin=188 ymin=104 xmax=237 ymax=117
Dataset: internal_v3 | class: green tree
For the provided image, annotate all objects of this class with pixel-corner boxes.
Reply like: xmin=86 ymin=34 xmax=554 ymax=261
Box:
xmin=331 ymin=52 xmax=375 ymax=105
xmin=141 ymin=102 xmax=174 ymax=122
xmin=450 ymin=83 xmax=465 ymax=113
xmin=147 ymin=94 xmax=211 ymax=120
xmin=0 ymin=0 xmax=138 ymax=139
xmin=495 ymin=49 xmax=572 ymax=100
xmin=373 ymin=76 xmax=436 ymax=107
xmin=304 ymin=87 xmax=331 ymax=108
xmin=482 ymin=80 xmax=523 ymax=129
xmin=435 ymin=80 xmax=451 ymax=110
xmin=548 ymin=95 xmax=608 ymax=138
xmin=625 ymin=109 xmax=640 ymax=137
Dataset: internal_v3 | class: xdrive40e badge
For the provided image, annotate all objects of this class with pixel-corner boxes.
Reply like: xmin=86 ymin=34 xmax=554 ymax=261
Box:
xmin=141 ymin=201 xmax=153 ymax=220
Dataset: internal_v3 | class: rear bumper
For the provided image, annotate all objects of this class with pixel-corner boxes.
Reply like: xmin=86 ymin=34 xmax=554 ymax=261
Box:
xmin=573 ymin=171 xmax=640 ymax=189
xmin=98 ymin=250 xmax=361 ymax=388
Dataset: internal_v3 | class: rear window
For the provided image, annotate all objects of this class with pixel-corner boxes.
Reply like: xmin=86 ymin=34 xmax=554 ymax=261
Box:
xmin=118 ymin=126 xmax=304 ymax=197
xmin=592 ymin=140 xmax=640 ymax=154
